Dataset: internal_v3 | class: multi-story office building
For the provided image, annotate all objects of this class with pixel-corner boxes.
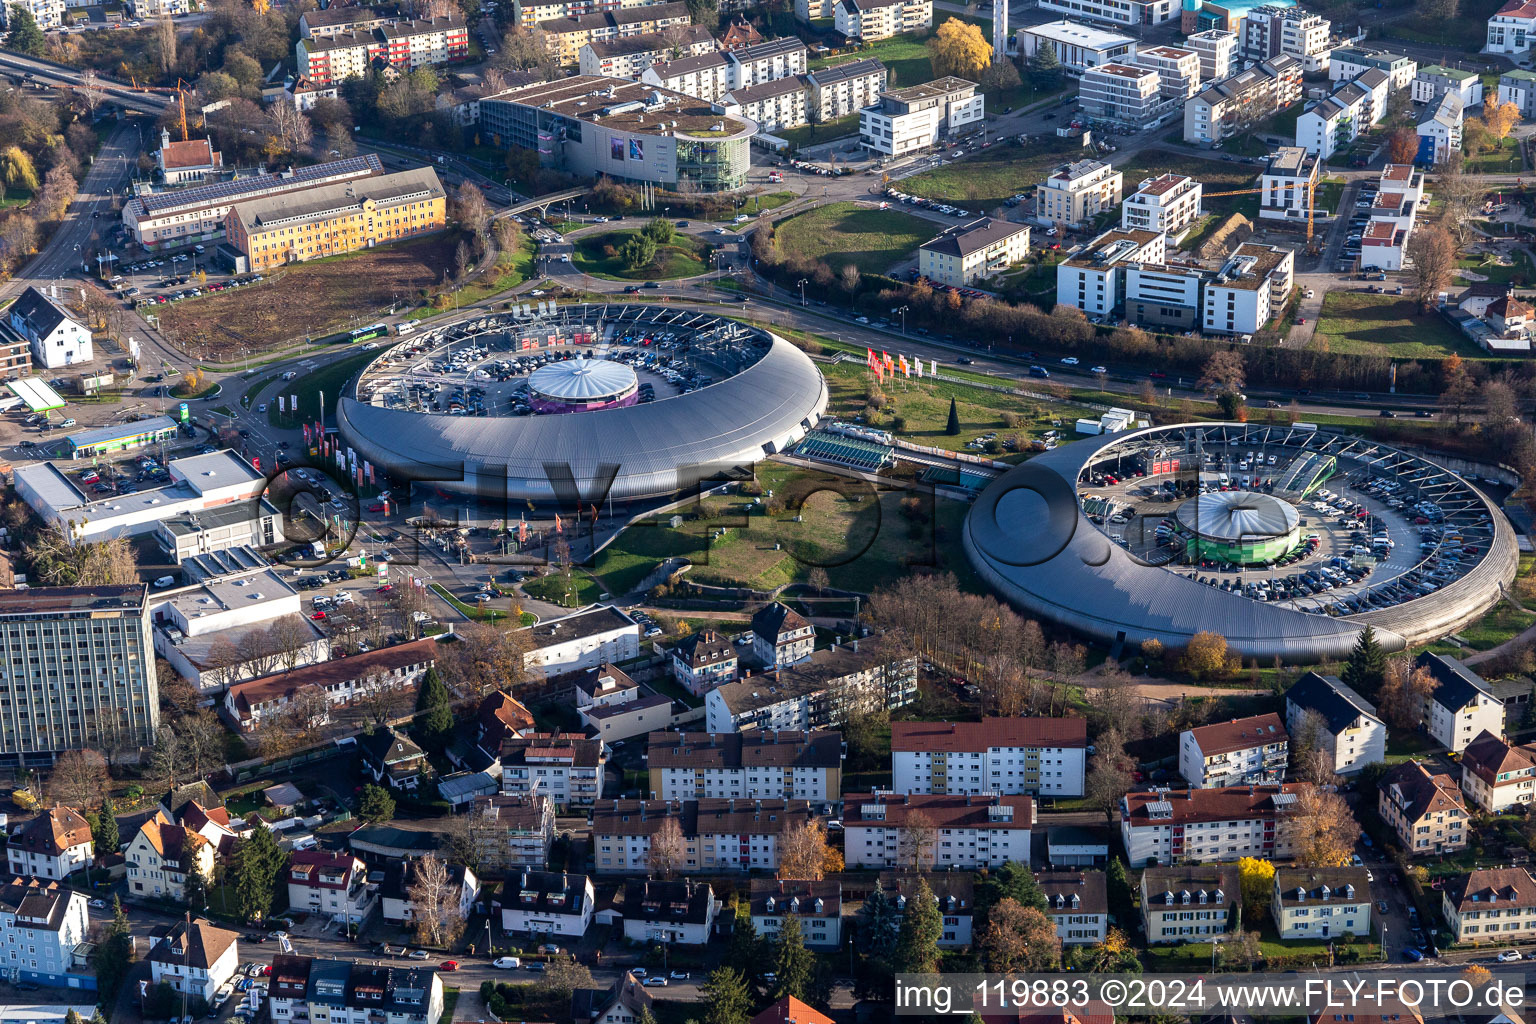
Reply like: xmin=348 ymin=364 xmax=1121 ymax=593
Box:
xmin=1202 ymin=242 xmax=1295 ymax=337
xmin=833 ymin=0 xmax=931 ymax=40
xmin=0 ymin=586 xmax=157 ymax=767
xmin=1120 ymin=783 xmax=1307 ymax=868
xmin=646 ymin=730 xmax=844 ymax=802
xmin=6 ymin=806 xmax=93 ymax=882
xmin=1017 ymin=20 xmax=1136 ymax=75
xmin=842 ymin=792 xmax=1034 ymax=869
xmin=1258 ymin=146 xmax=1319 ymax=222
xmin=1283 ymin=671 xmax=1386 ymax=775
xmin=1178 ymin=713 xmax=1289 ymax=788
xmin=499 ymin=732 xmax=607 ymax=808
xmin=858 ymin=77 xmax=984 ymax=158
xmin=1328 ymin=46 xmax=1416 ymax=90
xmin=1140 ymin=866 xmax=1237 ymax=943
xmin=704 ymin=644 xmax=918 ymax=733
xmin=806 ymin=59 xmax=888 ymax=121
xmin=591 ymin=798 xmax=818 ymax=874
xmin=1078 ymin=63 xmax=1163 ymax=125
xmin=1443 ymin=867 xmax=1536 ymax=943
xmin=1038 ymin=159 xmax=1123 ymax=230
xmin=1035 ymin=0 xmax=1174 ymax=28
xmin=917 ymin=218 xmax=1031 ymax=287
xmin=1461 ymin=730 xmax=1536 ymax=812
xmin=1121 ymin=173 xmax=1203 ymax=238
xmin=1184 ymin=54 xmax=1301 ymax=145
xmin=890 ymin=718 xmax=1086 ymax=797
xmin=1056 ymin=228 xmax=1165 ymax=317
xmin=578 ymin=26 xmax=716 ymax=77
xmin=1186 ymin=28 xmax=1237 ymax=81
xmin=295 ymin=14 xmax=470 ymax=84
xmin=0 ymin=880 xmax=89 ymax=988
xmin=1379 ymin=760 xmax=1468 ymax=855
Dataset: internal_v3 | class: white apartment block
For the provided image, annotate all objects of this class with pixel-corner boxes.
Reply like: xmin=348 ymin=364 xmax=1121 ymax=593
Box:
xmin=1141 ymin=866 xmax=1237 ymax=944
xmin=1283 ymin=671 xmax=1386 ymax=776
xmin=1125 ymin=261 xmax=1206 ymax=331
xmin=6 ymin=807 xmax=93 ymax=883
xmin=705 ymin=645 xmax=918 ymax=734
xmin=890 ymin=718 xmax=1087 ymax=797
xmin=1079 ymin=62 xmax=1163 ymax=125
xmin=497 ymin=869 xmax=595 ymax=939
xmin=1259 ymin=146 xmax=1320 ymax=222
xmin=577 ymin=26 xmax=715 ymax=78
xmin=1460 ymin=731 xmax=1536 ymax=813
xmin=842 ymin=793 xmax=1034 ymax=870
xmin=1417 ymin=652 xmax=1504 ymax=753
xmin=1418 ymin=91 xmax=1465 ymax=165
xmin=1121 ymin=173 xmax=1203 ymax=238
xmin=1242 ymin=5 xmax=1331 ymax=69
xmin=806 ymin=59 xmax=888 ymax=121
xmin=499 ymin=733 xmax=607 ymax=808
xmin=718 ymin=77 xmax=811 ymax=132
xmin=1329 ymin=46 xmax=1416 ymax=91
xmin=7 ymin=287 xmax=92 ymax=371
xmin=1035 ymin=0 xmax=1175 ymax=29
xmin=1202 ymin=242 xmax=1294 ymax=337
xmin=521 ymin=605 xmax=640 ymax=677
xmin=1037 ymin=158 xmax=1123 ymax=230
xmin=1444 ymin=867 xmax=1536 ymax=943
xmin=646 ymin=730 xmax=844 ymax=802
xmin=1186 ymin=29 xmax=1237 ymax=82
xmin=1119 ymin=783 xmax=1307 ymax=868
xmin=859 ymin=77 xmax=984 ymax=158
xmin=1017 ymin=19 xmax=1137 ymax=75
xmin=1272 ymin=868 xmax=1371 ymax=940
xmin=1503 ymin=69 xmax=1536 ymax=118
xmin=750 ymin=879 xmax=842 ymax=950
xmin=1136 ymin=45 xmax=1201 ymax=100
xmin=1487 ymin=0 xmax=1536 ymax=56
xmin=286 ymin=851 xmax=373 ymax=927
xmin=0 ymin=881 xmax=88 ymax=987
xmin=1179 ymin=713 xmax=1289 ymax=789
xmin=640 ymin=53 xmax=730 ymax=103
xmin=917 ymin=217 xmax=1031 ymax=288
xmin=726 ymin=37 xmax=807 ymax=88
xmin=1413 ymin=64 xmax=1484 ymax=107
xmin=833 ymin=0 xmax=931 ymax=40
xmin=591 ymin=798 xmax=817 ymax=874
xmin=1056 ymin=227 xmax=1166 ymax=317
xmin=5 ymin=0 xmax=63 ymax=30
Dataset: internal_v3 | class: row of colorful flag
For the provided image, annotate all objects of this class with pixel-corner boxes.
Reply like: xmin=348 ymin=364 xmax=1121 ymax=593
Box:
xmin=866 ymin=349 xmax=937 ymax=379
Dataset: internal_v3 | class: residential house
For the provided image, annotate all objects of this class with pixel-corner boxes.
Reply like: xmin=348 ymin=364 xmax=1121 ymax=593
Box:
xmin=266 ymin=957 xmax=442 ymax=1024
xmin=1140 ymin=865 xmax=1237 ymax=943
xmin=1272 ymin=867 xmax=1371 ymax=939
xmin=1259 ymin=146 xmax=1320 ymax=223
xmin=591 ymin=798 xmax=818 ymax=874
xmin=571 ymin=972 xmax=653 ymax=1024
xmin=1046 ymin=825 xmax=1111 ymax=867
xmin=379 ymin=861 xmax=479 ymax=925
xmin=359 ymin=728 xmax=429 ymax=792
xmin=1460 ymin=729 xmax=1536 ymax=813
xmin=1119 ymin=783 xmax=1308 ymax=868
xmin=0 ymin=880 xmax=89 ymax=988
xmin=1121 ymin=174 xmax=1203 ymax=239
xmin=1037 ymin=159 xmax=1123 ymax=230
xmin=646 ymin=729 xmax=844 ymax=802
xmin=669 ymin=630 xmax=739 ymax=695
xmin=751 ymin=999 xmax=836 ymax=1024
xmin=619 ymin=878 xmax=720 ymax=945
xmin=1379 ymin=760 xmax=1468 ymax=855
xmin=126 ymin=813 xmax=216 ymax=901
xmin=148 ymin=919 xmax=240 ymax=1003
xmin=1283 ymin=671 xmax=1386 ymax=775
xmin=881 ymin=872 xmax=974 ymax=947
xmin=1443 ymin=866 xmax=1536 ymax=943
xmin=890 ymin=718 xmax=1087 ymax=797
xmin=496 ymin=868 xmax=595 ymax=939
xmin=468 ymin=794 xmax=556 ymax=869
xmin=1037 ymin=870 xmax=1108 ymax=945
xmin=751 ymin=602 xmax=816 ymax=668
xmin=469 ymin=689 xmax=536 ymax=761
xmin=833 ymin=0 xmax=932 ymax=41
xmin=917 ymin=218 xmax=1032 ymax=288
xmin=1178 ymin=713 xmax=1289 ymax=788
xmin=7 ymin=807 xmax=93 ymax=882
xmin=286 ymin=850 xmax=372 ymax=928
xmin=749 ymin=879 xmax=842 ymax=949
xmin=1056 ymin=228 xmax=1166 ymax=317
xmin=1416 ymin=652 xmax=1505 ymax=752
xmin=5 ymin=287 xmax=92 ymax=370
xmin=1487 ymin=0 xmax=1536 ymax=57
xmin=499 ymin=732 xmax=607 ymax=808
xmin=1414 ymin=65 xmax=1484 ymax=106
xmin=842 ymin=792 xmax=1034 ymax=870
xmin=582 ymin=693 xmax=676 ymax=746
xmin=1499 ymin=69 xmax=1536 ymax=117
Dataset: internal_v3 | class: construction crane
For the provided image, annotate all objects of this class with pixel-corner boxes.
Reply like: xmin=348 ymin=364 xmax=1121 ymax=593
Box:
xmin=1203 ymin=179 xmax=1320 ymax=253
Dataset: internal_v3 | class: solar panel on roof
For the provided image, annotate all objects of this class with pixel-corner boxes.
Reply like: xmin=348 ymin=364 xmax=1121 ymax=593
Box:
xmin=1272 ymin=791 xmax=1298 ymax=807
xmin=135 ymin=156 xmax=384 ymax=216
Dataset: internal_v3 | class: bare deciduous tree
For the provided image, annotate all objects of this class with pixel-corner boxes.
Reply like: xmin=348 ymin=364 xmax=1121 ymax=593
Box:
xmin=1405 ymin=224 xmax=1457 ymax=312
xmin=49 ymin=749 xmax=109 ymax=811
xmin=1282 ymin=786 xmax=1361 ymax=867
xmin=650 ymin=816 xmax=685 ymax=879
xmin=405 ymin=853 xmax=466 ymax=947
xmin=897 ymin=810 xmax=937 ymax=871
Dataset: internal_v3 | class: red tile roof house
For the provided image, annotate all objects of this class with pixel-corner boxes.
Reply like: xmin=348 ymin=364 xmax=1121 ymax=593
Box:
xmin=222 ymin=638 xmax=439 ymax=731
xmin=6 ymin=807 xmax=94 ymax=881
xmin=286 ymin=850 xmax=373 ymax=928
xmin=1177 ymin=713 xmax=1289 ymax=788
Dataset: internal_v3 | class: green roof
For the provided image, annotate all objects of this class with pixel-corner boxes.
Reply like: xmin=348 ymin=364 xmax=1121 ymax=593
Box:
xmin=1419 ymin=64 xmax=1477 ymax=80
xmin=1504 ymin=69 xmax=1536 ymax=81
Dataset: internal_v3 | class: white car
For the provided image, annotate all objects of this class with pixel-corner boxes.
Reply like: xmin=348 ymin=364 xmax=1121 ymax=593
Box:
xmin=1090 ymin=365 xmax=1107 ymax=374
xmin=153 ymin=576 xmax=176 ymax=588
xmin=1060 ymin=357 xmax=1079 ymax=366
xmin=1499 ymin=950 xmax=1524 ymax=962
xmin=493 ymin=957 xmax=522 ymax=969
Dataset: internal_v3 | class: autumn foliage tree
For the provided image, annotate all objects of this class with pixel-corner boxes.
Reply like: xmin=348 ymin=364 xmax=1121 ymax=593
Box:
xmin=1181 ymin=631 xmax=1231 ymax=680
xmin=1405 ymin=224 xmax=1457 ymax=312
xmin=1387 ymin=128 xmax=1420 ymax=165
xmin=1283 ymin=786 xmax=1361 ymax=867
xmin=777 ymin=821 xmax=840 ymax=881
xmin=928 ymin=18 xmax=992 ymax=80
xmin=977 ymin=898 xmax=1060 ymax=972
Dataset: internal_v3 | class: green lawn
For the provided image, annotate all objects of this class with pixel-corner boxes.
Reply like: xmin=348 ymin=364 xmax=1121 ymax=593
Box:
xmin=740 ymin=191 xmax=797 ymax=216
xmin=1455 ymin=249 xmax=1534 ymax=286
xmin=429 ymin=582 xmax=511 ymax=622
xmin=1455 ymin=601 xmax=1536 ymax=651
xmin=411 ymin=234 xmax=537 ymax=318
xmin=773 ymin=202 xmax=934 ymax=275
xmin=1312 ymin=292 xmax=1488 ymax=360
xmin=809 ymin=34 xmax=936 ymax=92
xmin=521 ymin=569 xmax=604 ymax=608
xmin=1466 ymin=136 xmax=1523 ymax=173
xmin=268 ymin=349 xmax=381 ymax=426
xmin=777 ymin=114 xmax=862 ymax=147
xmin=898 ymin=135 xmax=1083 ymax=208
xmin=0 ymin=185 xmax=30 ymax=210
xmin=571 ymin=230 xmax=709 ymax=281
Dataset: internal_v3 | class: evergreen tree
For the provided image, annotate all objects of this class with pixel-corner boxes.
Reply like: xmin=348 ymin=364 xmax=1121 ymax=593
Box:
xmin=1105 ymin=857 xmax=1135 ymax=927
xmin=945 ymin=397 xmax=960 ymax=435
xmin=893 ymin=876 xmax=942 ymax=975
xmin=1340 ymin=624 xmax=1387 ymax=695
xmin=1031 ymin=40 xmax=1062 ymax=85
xmin=90 ymin=896 xmax=134 ymax=1002
xmin=413 ymin=670 xmax=455 ymax=752
xmin=701 ymin=967 xmax=751 ymax=1024
xmin=977 ymin=860 xmax=1048 ymax=918
xmin=93 ymin=793 xmax=120 ymax=852
xmin=4 ymin=6 xmax=46 ymax=56
xmin=234 ymin=825 xmax=282 ymax=923
xmin=769 ymin=914 xmax=815 ymax=1002
xmin=724 ymin=899 xmax=761 ymax=986
xmin=184 ymin=860 xmax=209 ymax=912
xmin=858 ymin=880 xmax=899 ymax=959
xmin=359 ymin=783 xmax=396 ymax=824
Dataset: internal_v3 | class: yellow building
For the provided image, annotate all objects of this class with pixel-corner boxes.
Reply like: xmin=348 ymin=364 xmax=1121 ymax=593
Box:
xmin=224 ymin=166 xmax=447 ymax=272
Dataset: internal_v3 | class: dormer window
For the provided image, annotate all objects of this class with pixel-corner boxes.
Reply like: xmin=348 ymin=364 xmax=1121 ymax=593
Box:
xmin=1197 ymin=890 xmax=1208 ymax=905
xmin=1180 ymin=890 xmax=1191 ymax=905
xmin=1163 ymin=892 xmax=1173 ymax=905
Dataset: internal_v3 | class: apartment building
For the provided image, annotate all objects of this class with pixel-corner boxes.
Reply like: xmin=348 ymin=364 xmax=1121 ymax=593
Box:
xmin=1079 ymin=63 xmax=1163 ymax=125
xmin=468 ymin=794 xmax=557 ymax=869
xmin=223 ymin=639 xmax=439 ymax=730
xmin=591 ymin=798 xmax=818 ymax=874
xmin=0 ymin=586 xmax=157 ymax=767
xmin=0 ymin=880 xmax=89 ymax=988
xmin=266 ymin=957 xmax=443 ymax=1024
xmin=750 ymin=879 xmax=842 ymax=949
xmin=380 ymin=861 xmax=479 ymax=927
xmin=1443 ymin=867 xmax=1536 ymax=943
xmin=1242 ymin=5 xmax=1331 ymax=68
xmin=1418 ymin=91 xmax=1465 ymax=164
xmin=1461 ymin=730 xmax=1536 ymax=812
xmin=1298 ymin=82 xmax=1370 ymax=159
xmin=859 ymin=77 xmax=984 ymax=157
xmin=1499 ymin=69 xmax=1536 ymax=117
xmin=1035 ymin=0 xmax=1175 ymax=28
xmin=842 ymin=792 xmax=1034 ymax=869
xmin=535 ymin=3 xmax=692 ymax=66
xmin=1488 ymin=0 xmax=1536 ymax=55
xmin=1378 ymin=760 xmax=1468 ymax=855
xmin=705 ymin=643 xmax=917 ymax=733
xmin=1119 ymin=783 xmax=1307 ymax=868
xmin=1283 ymin=671 xmax=1386 ymax=775
xmin=1414 ymin=64 xmax=1484 ymax=106
xmin=646 ymin=730 xmax=844 ymax=802
xmin=578 ymin=26 xmax=716 ymax=77
xmin=299 ymin=4 xmax=402 ymax=37
xmin=1202 ymin=242 xmax=1295 ymax=337
xmin=496 ymin=869 xmax=595 ymax=939
xmin=1121 ymin=173 xmax=1203 ymax=238
xmin=1136 ymin=45 xmax=1201 ymax=101
xmin=1140 ymin=866 xmax=1237 ymax=943
xmin=833 ymin=0 xmax=932 ymax=41
xmin=499 ymin=733 xmax=607 ymax=808
xmin=1017 ymin=20 xmax=1136 ymax=75
xmin=295 ymin=14 xmax=470 ymax=85
xmin=725 ymin=37 xmax=807 ymax=87
xmin=514 ymin=0 xmax=671 ymax=23
xmin=6 ymin=287 xmax=91 ymax=371
xmin=1186 ymin=28 xmax=1237 ymax=81
xmin=286 ymin=851 xmax=373 ymax=928
xmin=1184 ymin=54 xmax=1301 ymax=145
xmin=6 ymin=807 xmax=93 ymax=882
xmin=1258 ymin=146 xmax=1320 ymax=222
xmin=620 ymin=878 xmax=720 ymax=945
xmin=1417 ymin=652 xmax=1505 ymax=752
xmin=668 ymin=630 xmax=739 ymax=696
xmin=881 ymin=873 xmax=974 ymax=947
xmin=1179 ymin=713 xmax=1288 ymax=789
xmin=1056 ymin=227 xmax=1166 ymax=317
xmin=806 ymin=59 xmax=888 ymax=121
xmin=917 ymin=217 xmax=1031 ymax=287
xmin=1038 ymin=159 xmax=1124 ymax=230
xmin=640 ymin=51 xmax=733 ymax=101
xmin=717 ymin=77 xmax=811 ymax=132
xmin=1124 ymin=260 xmax=1206 ymax=330
xmin=148 ymin=919 xmax=240 ymax=1004
xmin=890 ymin=718 xmax=1086 ymax=797
xmin=5 ymin=0 xmax=63 ymax=29
xmin=1272 ymin=868 xmax=1371 ymax=940
xmin=1038 ymin=870 xmax=1108 ymax=945
xmin=1329 ymin=46 xmax=1416 ymax=90
xmin=127 ymin=813 xmax=216 ymax=901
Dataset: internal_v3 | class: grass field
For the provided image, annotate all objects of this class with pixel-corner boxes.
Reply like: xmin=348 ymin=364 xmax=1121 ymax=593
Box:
xmin=777 ymin=114 xmax=862 ymax=147
xmin=521 ymin=568 xmax=604 ymax=608
xmin=572 ymin=230 xmax=709 ymax=280
xmin=268 ymin=349 xmax=381 ymax=426
xmin=1312 ymin=292 xmax=1487 ymax=360
xmin=1455 ymin=249 xmax=1534 ymax=286
xmin=1116 ymin=150 xmax=1264 ymax=217
xmin=774 ymin=202 xmax=933 ymax=275
xmin=1467 ymin=136 xmax=1524 ymax=173
xmin=898 ymin=136 xmax=1082 ymax=208
xmin=408 ymin=234 xmax=536 ymax=317
xmin=158 ymin=235 xmax=458 ymax=359
xmin=809 ymin=34 xmax=936 ymax=92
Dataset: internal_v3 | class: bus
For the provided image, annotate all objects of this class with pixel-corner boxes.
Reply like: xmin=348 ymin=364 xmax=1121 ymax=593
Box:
xmin=349 ymin=324 xmax=389 ymax=343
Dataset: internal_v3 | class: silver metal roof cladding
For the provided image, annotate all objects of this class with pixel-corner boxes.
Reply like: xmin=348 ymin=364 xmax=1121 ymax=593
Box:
xmin=963 ymin=422 xmax=1518 ymax=664
xmin=527 ymin=358 xmax=636 ymax=402
xmin=1176 ymin=490 xmax=1298 ymax=542
xmin=337 ymin=323 xmax=828 ymax=503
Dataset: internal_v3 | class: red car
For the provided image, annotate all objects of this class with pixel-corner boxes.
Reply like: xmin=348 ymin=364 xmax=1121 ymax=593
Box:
xmin=368 ymin=503 xmax=386 ymax=513
xmin=311 ymin=611 xmax=326 ymax=620
xmin=376 ymin=583 xmax=394 ymax=593
xmin=439 ymin=961 xmax=459 ymax=972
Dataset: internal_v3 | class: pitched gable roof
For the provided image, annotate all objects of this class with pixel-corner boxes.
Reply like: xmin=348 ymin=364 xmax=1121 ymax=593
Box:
xmin=751 ymin=997 xmax=836 ymax=1024
xmin=1186 ymin=713 xmax=1288 ymax=756
xmin=9 ymin=287 xmax=75 ymax=339
xmin=1414 ymin=651 xmax=1496 ymax=712
xmin=751 ymin=601 xmax=810 ymax=641
xmin=12 ymin=806 xmax=92 ymax=858
xmin=1382 ymin=760 xmax=1465 ymax=820
xmin=148 ymin=918 xmax=239 ymax=970
xmin=1285 ymin=672 xmax=1381 ymax=734
xmin=1462 ymin=729 xmax=1536 ymax=786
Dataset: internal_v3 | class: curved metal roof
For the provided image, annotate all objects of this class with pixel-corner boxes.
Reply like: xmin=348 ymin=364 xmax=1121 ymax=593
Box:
xmin=337 ymin=328 xmax=828 ymax=503
xmin=963 ymin=423 xmax=1516 ymax=663
xmin=1175 ymin=490 xmax=1298 ymax=542
xmin=527 ymin=358 xmax=636 ymax=402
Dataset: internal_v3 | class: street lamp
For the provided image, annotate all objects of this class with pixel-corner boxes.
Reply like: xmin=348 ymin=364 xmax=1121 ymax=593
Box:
xmin=897 ymin=304 xmax=909 ymax=335
xmin=798 ymin=278 xmax=808 ymax=306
